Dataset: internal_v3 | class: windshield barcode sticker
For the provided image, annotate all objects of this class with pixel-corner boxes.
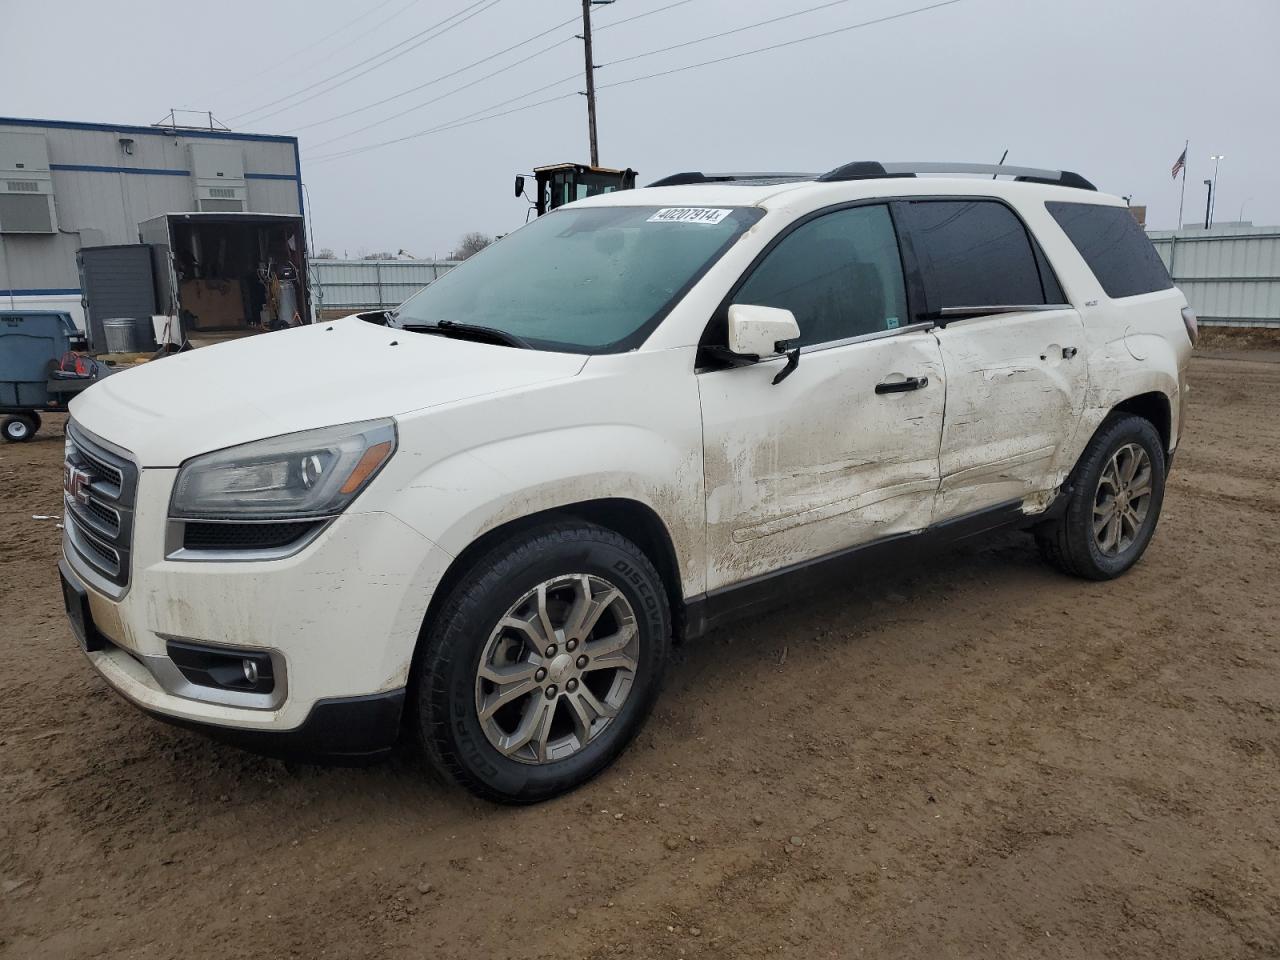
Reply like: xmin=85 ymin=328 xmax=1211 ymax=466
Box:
xmin=647 ymin=207 xmax=732 ymax=225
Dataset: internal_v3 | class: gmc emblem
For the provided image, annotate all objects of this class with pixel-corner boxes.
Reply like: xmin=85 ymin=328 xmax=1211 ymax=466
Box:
xmin=64 ymin=464 xmax=94 ymax=507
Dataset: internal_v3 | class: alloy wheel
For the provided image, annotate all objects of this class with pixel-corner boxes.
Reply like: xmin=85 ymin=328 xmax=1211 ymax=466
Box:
xmin=1093 ymin=441 xmax=1153 ymax=556
xmin=474 ymin=574 xmax=639 ymax=764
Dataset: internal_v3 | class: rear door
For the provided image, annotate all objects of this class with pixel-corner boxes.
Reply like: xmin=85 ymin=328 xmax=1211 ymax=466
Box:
xmin=900 ymin=198 xmax=1088 ymax=522
xmin=698 ymin=203 xmax=945 ymax=591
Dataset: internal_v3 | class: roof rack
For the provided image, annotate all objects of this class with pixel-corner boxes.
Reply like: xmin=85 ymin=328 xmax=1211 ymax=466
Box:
xmin=817 ymin=161 xmax=1096 ymax=191
xmin=647 ymin=171 xmax=817 ymax=187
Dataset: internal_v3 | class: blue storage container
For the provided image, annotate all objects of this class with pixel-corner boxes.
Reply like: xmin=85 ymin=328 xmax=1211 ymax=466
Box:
xmin=0 ymin=310 xmax=82 ymax=409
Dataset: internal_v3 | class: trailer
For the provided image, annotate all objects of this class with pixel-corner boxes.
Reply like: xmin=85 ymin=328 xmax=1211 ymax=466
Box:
xmin=137 ymin=212 xmax=311 ymax=346
xmin=0 ymin=309 xmax=107 ymax=442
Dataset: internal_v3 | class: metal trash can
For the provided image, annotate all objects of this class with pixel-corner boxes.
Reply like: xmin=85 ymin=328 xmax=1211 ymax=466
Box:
xmin=102 ymin=317 xmax=138 ymax=354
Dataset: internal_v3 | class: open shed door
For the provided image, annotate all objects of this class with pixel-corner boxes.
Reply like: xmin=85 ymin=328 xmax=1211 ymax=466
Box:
xmin=138 ymin=215 xmax=179 ymax=317
xmin=77 ymin=245 xmax=158 ymax=353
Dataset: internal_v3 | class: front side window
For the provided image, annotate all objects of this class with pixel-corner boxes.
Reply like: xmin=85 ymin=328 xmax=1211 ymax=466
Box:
xmin=731 ymin=204 xmax=909 ymax=348
xmin=393 ymin=205 xmax=762 ymax=353
xmin=907 ymin=200 xmax=1049 ymax=310
xmin=1046 ymin=200 xmax=1173 ymax=299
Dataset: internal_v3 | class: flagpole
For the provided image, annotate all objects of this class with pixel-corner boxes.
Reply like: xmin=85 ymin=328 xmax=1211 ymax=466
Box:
xmin=1177 ymin=139 xmax=1189 ymax=229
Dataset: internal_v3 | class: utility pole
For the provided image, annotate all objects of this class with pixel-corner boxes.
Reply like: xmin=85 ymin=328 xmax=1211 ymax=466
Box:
xmin=1203 ymin=180 xmax=1213 ymax=230
xmin=581 ymin=0 xmax=600 ymax=166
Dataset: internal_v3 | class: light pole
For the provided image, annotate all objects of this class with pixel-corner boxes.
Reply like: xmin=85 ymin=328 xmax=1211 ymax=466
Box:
xmin=1202 ymin=179 xmax=1213 ymax=230
xmin=1209 ymin=154 xmax=1224 ymax=226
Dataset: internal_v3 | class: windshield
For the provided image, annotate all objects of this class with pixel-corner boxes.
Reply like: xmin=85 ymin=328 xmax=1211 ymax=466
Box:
xmin=393 ymin=205 xmax=763 ymax=353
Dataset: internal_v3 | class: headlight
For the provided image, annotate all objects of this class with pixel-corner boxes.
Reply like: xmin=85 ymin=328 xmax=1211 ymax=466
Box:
xmin=170 ymin=419 xmax=396 ymax=520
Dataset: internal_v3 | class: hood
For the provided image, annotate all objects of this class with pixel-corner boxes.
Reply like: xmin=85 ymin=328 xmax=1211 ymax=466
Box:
xmin=70 ymin=316 xmax=587 ymax=466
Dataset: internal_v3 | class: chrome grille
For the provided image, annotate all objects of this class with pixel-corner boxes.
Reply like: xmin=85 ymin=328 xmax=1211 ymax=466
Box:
xmin=75 ymin=444 xmax=124 ymax=491
xmin=64 ymin=423 xmax=138 ymax=591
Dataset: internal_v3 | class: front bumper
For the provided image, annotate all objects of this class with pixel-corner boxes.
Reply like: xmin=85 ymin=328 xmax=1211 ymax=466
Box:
xmin=140 ymin=690 xmax=408 ymax=764
xmin=59 ymin=463 xmax=453 ymax=757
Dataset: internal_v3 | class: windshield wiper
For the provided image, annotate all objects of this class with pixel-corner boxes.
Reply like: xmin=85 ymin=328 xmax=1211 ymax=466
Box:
xmin=400 ymin=319 xmax=530 ymax=349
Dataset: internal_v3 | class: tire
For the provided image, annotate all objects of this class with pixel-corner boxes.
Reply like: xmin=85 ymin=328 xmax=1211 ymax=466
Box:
xmin=2 ymin=415 xmax=38 ymax=443
xmin=415 ymin=522 xmax=671 ymax=804
xmin=1036 ymin=414 xmax=1167 ymax=580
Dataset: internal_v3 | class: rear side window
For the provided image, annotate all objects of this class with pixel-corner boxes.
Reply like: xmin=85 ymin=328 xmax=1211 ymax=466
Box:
xmin=906 ymin=200 xmax=1054 ymax=309
xmin=1046 ymin=201 xmax=1173 ymax=298
xmin=907 ymin=200 xmax=1050 ymax=310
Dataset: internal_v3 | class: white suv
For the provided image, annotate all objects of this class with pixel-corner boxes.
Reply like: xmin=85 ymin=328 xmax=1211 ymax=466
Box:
xmin=60 ymin=161 xmax=1195 ymax=803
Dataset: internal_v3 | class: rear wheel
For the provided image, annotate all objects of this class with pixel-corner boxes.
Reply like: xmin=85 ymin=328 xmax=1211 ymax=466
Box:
xmin=1036 ymin=414 xmax=1167 ymax=580
xmin=415 ymin=523 xmax=670 ymax=804
xmin=2 ymin=415 xmax=37 ymax=443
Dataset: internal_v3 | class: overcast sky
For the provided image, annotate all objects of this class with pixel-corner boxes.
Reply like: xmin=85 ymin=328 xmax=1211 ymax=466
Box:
xmin=5 ymin=0 xmax=1278 ymax=256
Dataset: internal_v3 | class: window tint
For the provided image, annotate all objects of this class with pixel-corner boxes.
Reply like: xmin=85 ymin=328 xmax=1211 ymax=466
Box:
xmin=1046 ymin=201 xmax=1173 ymax=299
xmin=1034 ymin=244 xmax=1066 ymax=303
xmin=908 ymin=200 xmax=1047 ymax=309
xmin=733 ymin=205 xmax=908 ymax=347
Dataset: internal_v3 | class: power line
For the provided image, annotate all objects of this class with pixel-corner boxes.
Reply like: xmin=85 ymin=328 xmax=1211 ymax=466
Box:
xmin=308 ymin=59 xmax=579 ymax=150
xmin=228 ymin=0 xmax=503 ymax=124
xmin=309 ymin=0 xmax=967 ymax=165
xmin=294 ymin=17 xmax=580 ymax=137
xmin=214 ymin=0 xmax=416 ymax=106
xmin=306 ymin=0 xmax=908 ymax=154
xmin=311 ymin=84 xmax=582 ymax=163
xmin=233 ymin=0 xmax=502 ymax=125
xmin=312 ymin=92 xmax=582 ymax=164
xmin=594 ymin=0 xmax=701 ymax=33
xmin=291 ymin=0 xmax=704 ymax=139
xmin=305 ymin=0 xmax=851 ymax=152
xmin=596 ymin=0 xmax=965 ymax=94
xmin=598 ymin=0 xmax=864 ymax=71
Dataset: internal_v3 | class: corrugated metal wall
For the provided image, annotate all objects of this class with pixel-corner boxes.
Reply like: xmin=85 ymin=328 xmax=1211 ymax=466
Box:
xmin=1 ymin=117 xmax=301 ymax=329
xmin=312 ymin=259 xmax=458 ymax=314
xmin=1148 ymin=225 xmax=1280 ymax=327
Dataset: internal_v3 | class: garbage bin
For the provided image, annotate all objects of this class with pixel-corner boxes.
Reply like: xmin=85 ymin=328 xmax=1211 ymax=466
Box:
xmin=102 ymin=317 xmax=139 ymax=354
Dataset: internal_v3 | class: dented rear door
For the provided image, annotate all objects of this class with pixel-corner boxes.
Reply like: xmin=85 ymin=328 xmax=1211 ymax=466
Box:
xmin=929 ymin=308 xmax=1088 ymax=522
xmin=897 ymin=197 xmax=1088 ymax=523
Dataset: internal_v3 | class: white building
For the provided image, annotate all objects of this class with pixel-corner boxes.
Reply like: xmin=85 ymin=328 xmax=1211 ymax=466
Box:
xmin=0 ymin=115 xmax=302 ymax=329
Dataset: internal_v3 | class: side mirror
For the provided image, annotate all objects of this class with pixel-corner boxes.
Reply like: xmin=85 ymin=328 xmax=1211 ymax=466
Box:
xmin=514 ymin=175 xmax=525 ymax=198
xmin=727 ymin=303 xmax=800 ymax=358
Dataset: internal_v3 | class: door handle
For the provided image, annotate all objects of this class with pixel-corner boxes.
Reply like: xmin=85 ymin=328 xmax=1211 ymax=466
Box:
xmin=1062 ymin=346 xmax=1078 ymax=359
xmin=875 ymin=375 xmax=929 ymax=394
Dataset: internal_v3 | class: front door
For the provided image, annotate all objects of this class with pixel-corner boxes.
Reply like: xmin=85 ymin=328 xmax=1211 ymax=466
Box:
xmin=698 ymin=204 xmax=945 ymax=592
xmin=898 ymin=198 xmax=1088 ymax=521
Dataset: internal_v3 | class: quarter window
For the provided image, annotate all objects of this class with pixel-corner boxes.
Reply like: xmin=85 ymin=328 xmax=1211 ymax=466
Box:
xmin=732 ymin=205 xmax=909 ymax=347
xmin=1046 ymin=201 xmax=1173 ymax=299
xmin=907 ymin=200 xmax=1049 ymax=310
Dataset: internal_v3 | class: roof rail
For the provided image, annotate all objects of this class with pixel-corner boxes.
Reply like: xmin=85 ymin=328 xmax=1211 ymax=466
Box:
xmin=647 ymin=171 xmax=817 ymax=187
xmin=816 ymin=161 xmax=1096 ymax=191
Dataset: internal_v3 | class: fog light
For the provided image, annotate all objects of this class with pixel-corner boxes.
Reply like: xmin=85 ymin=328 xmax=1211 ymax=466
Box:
xmin=166 ymin=640 xmax=274 ymax=694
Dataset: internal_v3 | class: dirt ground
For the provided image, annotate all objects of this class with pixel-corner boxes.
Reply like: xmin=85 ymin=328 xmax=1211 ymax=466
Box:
xmin=2 ymin=353 xmax=1278 ymax=960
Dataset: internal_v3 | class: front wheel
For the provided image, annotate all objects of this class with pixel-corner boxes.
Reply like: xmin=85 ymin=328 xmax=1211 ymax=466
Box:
xmin=415 ymin=523 xmax=671 ymax=803
xmin=1036 ymin=414 xmax=1167 ymax=580
xmin=2 ymin=415 xmax=38 ymax=443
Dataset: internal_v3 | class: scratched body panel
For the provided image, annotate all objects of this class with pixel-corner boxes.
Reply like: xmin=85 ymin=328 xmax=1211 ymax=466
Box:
xmin=931 ymin=307 xmax=1089 ymax=523
xmin=699 ymin=331 xmax=945 ymax=590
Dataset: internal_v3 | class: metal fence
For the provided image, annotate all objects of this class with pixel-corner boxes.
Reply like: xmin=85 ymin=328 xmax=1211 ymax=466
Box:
xmin=1148 ymin=225 xmax=1280 ymax=328
xmin=311 ymin=259 xmax=458 ymax=317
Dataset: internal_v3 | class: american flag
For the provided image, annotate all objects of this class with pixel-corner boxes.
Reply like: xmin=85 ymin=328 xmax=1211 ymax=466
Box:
xmin=1171 ymin=147 xmax=1187 ymax=179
